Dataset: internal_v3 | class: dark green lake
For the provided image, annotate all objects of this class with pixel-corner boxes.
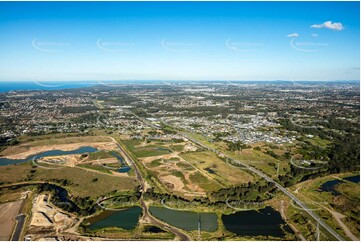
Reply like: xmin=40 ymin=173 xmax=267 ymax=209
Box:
xmin=87 ymin=206 xmax=142 ymax=230
xmin=149 ymin=206 xmax=218 ymax=232
xmin=0 ymin=146 xmax=98 ymax=166
xmin=344 ymin=175 xmax=360 ymax=183
xmin=221 ymin=206 xmax=289 ymax=238
xmin=319 ymin=175 xmax=360 ymax=196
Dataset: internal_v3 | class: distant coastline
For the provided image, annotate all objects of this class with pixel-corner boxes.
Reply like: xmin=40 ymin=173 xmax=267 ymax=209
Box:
xmin=0 ymin=80 xmax=359 ymax=93
xmin=0 ymin=81 xmax=95 ymax=93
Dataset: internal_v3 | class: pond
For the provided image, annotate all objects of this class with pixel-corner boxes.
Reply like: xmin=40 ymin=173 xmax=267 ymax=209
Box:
xmin=319 ymin=175 xmax=360 ymax=196
xmin=111 ymin=151 xmax=131 ymax=173
xmin=204 ymin=167 xmax=216 ymax=174
xmin=343 ymin=175 xmax=360 ymax=183
xmin=143 ymin=225 xmax=166 ymax=233
xmin=0 ymin=146 xmax=98 ymax=166
xmin=319 ymin=179 xmax=343 ymax=196
xmin=86 ymin=206 xmax=142 ymax=230
xmin=149 ymin=206 xmax=218 ymax=232
xmin=221 ymin=206 xmax=289 ymax=238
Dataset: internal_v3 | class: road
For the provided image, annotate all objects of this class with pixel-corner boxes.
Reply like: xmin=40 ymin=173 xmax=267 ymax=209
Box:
xmin=111 ymin=137 xmax=191 ymax=241
xmin=129 ymin=112 xmax=344 ymax=240
xmin=182 ymin=132 xmax=345 ymax=241
xmin=1 ymin=138 xmax=191 ymax=241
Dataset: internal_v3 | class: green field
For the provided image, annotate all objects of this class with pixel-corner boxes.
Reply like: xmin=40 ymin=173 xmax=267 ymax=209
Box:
xmin=189 ymin=171 xmax=221 ymax=191
xmin=122 ymin=139 xmax=172 ymax=157
xmin=87 ymin=150 xmax=115 ymax=160
xmin=180 ymin=151 xmax=254 ymax=186
xmin=185 ymin=131 xmax=289 ymax=178
xmin=289 ymin=173 xmax=360 ymax=240
xmin=0 ymin=162 xmax=137 ymax=198
xmin=77 ymin=163 xmax=112 ymax=174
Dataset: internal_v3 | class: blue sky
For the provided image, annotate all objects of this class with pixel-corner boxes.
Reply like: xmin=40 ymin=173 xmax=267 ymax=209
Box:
xmin=0 ymin=1 xmax=359 ymax=81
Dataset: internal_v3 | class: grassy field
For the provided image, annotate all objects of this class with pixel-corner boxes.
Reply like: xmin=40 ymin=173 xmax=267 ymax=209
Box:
xmin=188 ymin=171 xmax=221 ymax=191
xmin=169 ymin=144 xmax=185 ymax=152
xmin=176 ymin=161 xmax=196 ymax=171
xmin=303 ymin=136 xmax=332 ymax=148
xmin=180 ymin=151 xmax=254 ymax=186
xmin=289 ymin=173 xmax=360 ymax=240
xmin=0 ymin=162 xmax=137 ymax=198
xmin=224 ymin=147 xmax=289 ymax=177
xmin=77 ymin=164 xmax=112 ymax=174
xmin=18 ymin=135 xmax=111 ymax=146
xmin=122 ymin=139 xmax=172 ymax=158
xmin=185 ymin=131 xmax=290 ymax=178
xmin=87 ymin=150 xmax=115 ymax=160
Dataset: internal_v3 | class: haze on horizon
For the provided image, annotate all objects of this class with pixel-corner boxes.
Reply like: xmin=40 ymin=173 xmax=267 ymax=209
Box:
xmin=0 ymin=1 xmax=359 ymax=82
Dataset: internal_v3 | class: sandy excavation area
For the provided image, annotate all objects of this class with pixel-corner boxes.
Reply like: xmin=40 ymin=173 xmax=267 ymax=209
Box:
xmin=0 ymin=200 xmax=23 ymax=240
xmin=2 ymin=142 xmax=117 ymax=159
xmin=141 ymin=153 xmax=206 ymax=195
xmin=29 ymin=194 xmax=76 ymax=233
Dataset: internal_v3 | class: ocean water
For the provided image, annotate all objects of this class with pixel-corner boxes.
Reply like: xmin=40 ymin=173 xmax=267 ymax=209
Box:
xmin=0 ymin=81 xmax=96 ymax=92
xmin=0 ymin=80 xmax=169 ymax=92
xmin=1 ymin=80 xmax=358 ymax=93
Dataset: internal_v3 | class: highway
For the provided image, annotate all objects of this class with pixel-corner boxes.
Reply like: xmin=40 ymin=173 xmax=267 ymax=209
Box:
xmin=130 ymin=112 xmax=345 ymax=240
xmin=182 ymin=132 xmax=345 ymax=241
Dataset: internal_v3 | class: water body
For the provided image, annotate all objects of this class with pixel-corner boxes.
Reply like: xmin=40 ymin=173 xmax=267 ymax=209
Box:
xmin=1 ymin=81 xmax=358 ymax=93
xmin=149 ymin=206 xmax=218 ymax=232
xmin=204 ymin=167 xmax=216 ymax=174
xmin=319 ymin=175 xmax=360 ymax=196
xmin=87 ymin=206 xmax=142 ymax=230
xmin=0 ymin=81 xmax=95 ymax=92
xmin=319 ymin=179 xmax=343 ymax=196
xmin=221 ymin=206 xmax=288 ymax=238
xmin=118 ymin=166 xmax=131 ymax=173
xmin=37 ymin=183 xmax=86 ymax=214
xmin=343 ymin=175 xmax=360 ymax=183
xmin=0 ymin=146 xmax=98 ymax=166
xmin=143 ymin=225 xmax=165 ymax=233
xmin=111 ymin=151 xmax=131 ymax=173
xmin=1 ymin=182 xmax=95 ymax=216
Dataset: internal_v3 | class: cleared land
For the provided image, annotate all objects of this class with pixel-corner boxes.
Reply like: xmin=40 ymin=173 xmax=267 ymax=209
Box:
xmin=1 ymin=141 xmax=116 ymax=160
xmin=180 ymin=150 xmax=255 ymax=186
xmin=0 ymin=200 xmax=23 ymax=240
xmin=123 ymin=138 xmax=224 ymax=195
xmin=28 ymin=194 xmax=76 ymax=233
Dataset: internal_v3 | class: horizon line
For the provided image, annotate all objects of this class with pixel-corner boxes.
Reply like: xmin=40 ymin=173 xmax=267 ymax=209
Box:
xmin=0 ymin=80 xmax=359 ymax=83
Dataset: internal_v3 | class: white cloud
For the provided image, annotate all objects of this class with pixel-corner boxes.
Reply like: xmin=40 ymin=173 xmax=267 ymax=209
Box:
xmin=287 ymin=33 xmax=299 ymax=37
xmin=311 ymin=33 xmax=318 ymax=37
xmin=311 ymin=21 xmax=344 ymax=31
